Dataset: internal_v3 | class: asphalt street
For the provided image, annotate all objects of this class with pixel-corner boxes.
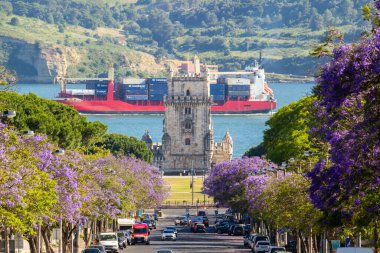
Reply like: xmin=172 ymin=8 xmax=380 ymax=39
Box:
xmin=120 ymin=208 xmax=252 ymax=253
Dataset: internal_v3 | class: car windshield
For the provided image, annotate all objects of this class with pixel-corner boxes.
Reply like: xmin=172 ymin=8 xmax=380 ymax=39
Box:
xmin=166 ymin=226 xmax=176 ymax=230
xmin=258 ymin=242 xmax=270 ymax=245
xmin=163 ymin=230 xmax=173 ymax=233
xmin=256 ymin=236 xmax=269 ymax=241
xmin=133 ymin=227 xmax=147 ymax=233
xmin=99 ymin=234 xmax=116 ymax=241
xmin=88 ymin=246 xmax=103 ymax=251
xmin=83 ymin=249 xmax=100 ymax=253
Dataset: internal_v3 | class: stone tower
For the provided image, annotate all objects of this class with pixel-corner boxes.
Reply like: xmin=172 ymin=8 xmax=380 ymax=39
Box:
xmin=161 ymin=67 xmax=213 ymax=174
xmin=212 ymin=129 xmax=233 ymax=165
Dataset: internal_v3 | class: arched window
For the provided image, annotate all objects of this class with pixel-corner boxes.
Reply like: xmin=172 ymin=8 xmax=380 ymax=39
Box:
xmin=185 ymin=108 xmax=191 ymax=115
xmin=186 ymin=89 xmax=190 ymax=96
xmin=185 ymin=138 xmax=191 ymax=145
xmin=185 ymin=122 xmax=192 ymax=129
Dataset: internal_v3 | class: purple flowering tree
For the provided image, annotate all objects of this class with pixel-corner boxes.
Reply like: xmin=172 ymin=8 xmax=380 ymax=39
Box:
xmin=0 ymin=124 xmax=57 ymax=253
xmin=308 ymin=1 xmax=380 ymax=250
xmin=204 ymin=157 xmax=276 ymax=214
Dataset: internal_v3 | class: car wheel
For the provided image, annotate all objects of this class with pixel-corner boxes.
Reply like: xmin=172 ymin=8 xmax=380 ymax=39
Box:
xmin=146 ymin=240 xmax=150 ymax=245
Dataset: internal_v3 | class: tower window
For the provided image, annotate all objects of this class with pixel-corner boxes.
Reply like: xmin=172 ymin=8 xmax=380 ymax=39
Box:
xmin=185 ymin=138 xmax=191 ymax=145
xmin=185 ymin=108 xmax=191 ymax=114
xmin=186 ymin=89 xmax=190 ymax=96
xmin=185 ymin=122 xmax=192 ymax=129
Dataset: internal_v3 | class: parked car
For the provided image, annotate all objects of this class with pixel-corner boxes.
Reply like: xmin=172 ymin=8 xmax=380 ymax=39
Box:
xmin=253 ymin=241 xmax=270 ymax=253
xmin=251 ymin=235 xmax=270 ymax=246
xmin=244 ymin=225 xmax=251 ymax=235
xmin=243 ymin=234 xmax=251 ymax=247
xmin=231 ymin=224 xmax=244 ymax=236
xmin=228 ymin=224 xmax=236 ymax=235
xmin=87 ymin=246 xmax=106 ymax=253
xmin=247 ymin=234 xmax=257 ymax=249
xmin=161 ymin=229 xmax=177 ymax=241
xmin=131 ymin=223 xmax=150 ymax=245
xmin=116 ymin=232 xmax=127 ymax=248
xmin=268 ymin=246 xmax=286 ymax=253
xmin=216 ymin=223 xmax=233 ymax=234
xmin=124 ymin=230 xmax=132 ymax=245
xmin=194 ymin=223 xmax=206 ymax=233
xmin=98 ymin=233 xmax=119 ymax=253
xmin=284 ymin=240 xmax=296 ymax=253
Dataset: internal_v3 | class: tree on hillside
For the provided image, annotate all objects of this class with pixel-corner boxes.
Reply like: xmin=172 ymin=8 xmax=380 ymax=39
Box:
xmin=10 ymin=17 xmax=20 ymax=26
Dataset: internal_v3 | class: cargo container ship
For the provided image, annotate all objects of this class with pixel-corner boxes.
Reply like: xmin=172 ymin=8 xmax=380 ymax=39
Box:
xmin=57 ymin=60 xmax=276 ymax=114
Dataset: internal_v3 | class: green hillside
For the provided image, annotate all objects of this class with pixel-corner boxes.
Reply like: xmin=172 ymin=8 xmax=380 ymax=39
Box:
xmin=0 ymin=0 xmax=373 ymax=79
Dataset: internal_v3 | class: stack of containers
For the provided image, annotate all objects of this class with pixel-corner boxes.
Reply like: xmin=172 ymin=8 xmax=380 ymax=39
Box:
xmin=210 ymin=83 xmax=226 ymax=101
xmin=225 ymin=78 xmax=251 ymax=99
xmin=123 ymin=78 xmax=148 ymax=101
xmin=147 ymin=78 xmax=168 ymax=101
xmin=94 ymin=80 xmax=108 ymax=96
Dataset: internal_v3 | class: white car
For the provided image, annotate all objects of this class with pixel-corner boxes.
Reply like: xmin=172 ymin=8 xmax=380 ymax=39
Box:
xmin=98 ymin=233 xmax=119 ymax=253
xmin=268 ymin=246 xmax=286 ymax=253
xmin=253 ymin=241 xmax=270 ymax=253
xmin=161 ymin=229 xmax=176 ymax=241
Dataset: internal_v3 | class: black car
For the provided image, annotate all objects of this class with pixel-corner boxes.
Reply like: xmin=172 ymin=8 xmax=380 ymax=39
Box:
xmin=244 ymin=225 xmax=251 ymax=235
xmin=232 ymin=224 xmax=244 ymax=236
xmin=142 ymin=219 xmax=154 ymax=230
xmin=228 ymin=224 xmax=236 ymax=235
xmin=284 ymin=240 xmax=297 ymax=253
xmin=216 ymin=223 xmax=233 ymax=234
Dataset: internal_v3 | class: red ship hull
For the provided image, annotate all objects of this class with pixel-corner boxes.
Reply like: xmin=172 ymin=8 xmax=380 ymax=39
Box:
xmin=59 ymin=99 xmax=276 ymax=114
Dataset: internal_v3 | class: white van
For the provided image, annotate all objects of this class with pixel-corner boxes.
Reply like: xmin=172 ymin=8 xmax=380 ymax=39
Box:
xmin=99 ymin=232 xmax=119 ymax=253
xmin=336 ymin=247 xmax=373 ymax=253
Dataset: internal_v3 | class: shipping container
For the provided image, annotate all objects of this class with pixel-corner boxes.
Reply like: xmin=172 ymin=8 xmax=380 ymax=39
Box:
xmin=210 ymin=89 xmax=225 ymax=95
xmin=96 ymin=90 xmax=107 ymax=96
xmin=149 ymin=94 xmax=164 ymax=101
xmin=124 ymin=84 xmax=148 ymax=90
xmin=125 ymin=95 xmax=149 ymax=101
xmin=227 ymin=85 xmax=250 ymax=91
xmin=147 ymin=78 xmax=167 ymax=84
xmin=122 ymin=78 xmax=146 ymax=85
xmin=226 ymin=78 xmax=250 ymax=85
xmin=212 ymin=95 xmax=225 ymax=101
xmin=228 ymin=91 xmax=250 ymax=96
xmin=125 ymin=89 xmax=148 ymax=95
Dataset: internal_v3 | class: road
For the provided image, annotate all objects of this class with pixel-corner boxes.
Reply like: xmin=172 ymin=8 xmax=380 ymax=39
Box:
xmin=120 ymin=208 xmax=252 ymax=253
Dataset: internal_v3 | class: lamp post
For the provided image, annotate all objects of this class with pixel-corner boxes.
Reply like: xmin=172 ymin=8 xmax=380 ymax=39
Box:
xmin=53 ymin=149 xmax=65 ymax=253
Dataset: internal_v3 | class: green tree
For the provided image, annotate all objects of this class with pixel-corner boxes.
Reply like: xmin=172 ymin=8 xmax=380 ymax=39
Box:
xmin=97 ymin=133 xmax=153 ymax=163
xmin=261 ymin=96 xmax=318 ymax=165
xmin=0 ymin=92 xmax=107 ymax=150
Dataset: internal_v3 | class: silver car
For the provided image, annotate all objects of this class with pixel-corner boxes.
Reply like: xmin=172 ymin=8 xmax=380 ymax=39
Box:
xmin=161 ymin=229 xmax=177 ymax=241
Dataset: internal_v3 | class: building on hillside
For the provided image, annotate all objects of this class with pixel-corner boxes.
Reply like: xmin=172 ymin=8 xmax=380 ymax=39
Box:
xmin=141 ymin=56 xmax=233 ymax=174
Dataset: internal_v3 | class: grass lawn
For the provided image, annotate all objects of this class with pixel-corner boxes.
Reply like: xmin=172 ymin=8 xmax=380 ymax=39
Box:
xmin=163 ymin=176 xmax=214 ymax=205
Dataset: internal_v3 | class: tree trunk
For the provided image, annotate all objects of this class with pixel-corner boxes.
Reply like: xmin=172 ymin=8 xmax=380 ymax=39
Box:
xmin=374 ymin=220 xmax=379 ymax=253
xmin=4 ymin=226 xmax=9 ymax=253
xmin=28 ymin=236 xmax=37 ymax=253
xmin=300 ymin=232 xmax=307 ymax=253
xmin=313 ymin=233 xmax=319 ymax=253
xmin=42 ymin=226 xmax=55 ymax=253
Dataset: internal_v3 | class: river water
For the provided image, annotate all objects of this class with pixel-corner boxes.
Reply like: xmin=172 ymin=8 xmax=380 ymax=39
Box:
xmin=14 ymin=82 xmax=314 ymax=157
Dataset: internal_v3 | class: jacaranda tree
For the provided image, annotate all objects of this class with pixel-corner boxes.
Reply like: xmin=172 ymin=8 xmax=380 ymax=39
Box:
xmin=308 ymin=1 xmax=380 ymax=250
